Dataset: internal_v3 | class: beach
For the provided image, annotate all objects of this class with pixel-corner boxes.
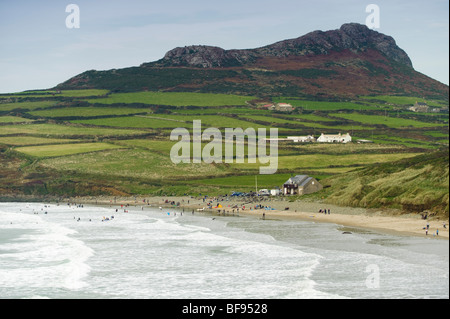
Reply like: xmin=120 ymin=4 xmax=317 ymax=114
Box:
xmin=1 ymin=201 xmax=448 ymax=299
xmin=63 ymin=195 xmax=449 ymax=239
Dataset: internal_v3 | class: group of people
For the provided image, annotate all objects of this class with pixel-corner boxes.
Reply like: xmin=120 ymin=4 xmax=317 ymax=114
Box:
xmin=424 ymin=222 xmax=445 ymax=236
xmin=164 ymin=199 xmax=181 ymax=206
xmin=319 ymin=208 xmax=331 ymax=214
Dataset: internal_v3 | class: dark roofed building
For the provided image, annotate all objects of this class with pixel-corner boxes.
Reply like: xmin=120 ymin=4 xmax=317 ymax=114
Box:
xmin=282 ymin=175 xmax=322 ymax=195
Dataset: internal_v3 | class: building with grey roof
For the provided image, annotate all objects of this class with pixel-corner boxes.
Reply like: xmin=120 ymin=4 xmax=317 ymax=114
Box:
xmin=282 ymin=175 xmax=323 ymax=195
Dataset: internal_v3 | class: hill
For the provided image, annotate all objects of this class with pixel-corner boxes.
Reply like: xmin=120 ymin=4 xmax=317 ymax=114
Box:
xmin=1 ymin=23 xmax=448 ymax=218
xmin=56 ymin=23 xmax=449 ymax=100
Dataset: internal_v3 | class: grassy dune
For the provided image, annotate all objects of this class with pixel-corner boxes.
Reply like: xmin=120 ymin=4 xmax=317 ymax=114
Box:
xmin=322 ymin=151 xmax=449 ymax=215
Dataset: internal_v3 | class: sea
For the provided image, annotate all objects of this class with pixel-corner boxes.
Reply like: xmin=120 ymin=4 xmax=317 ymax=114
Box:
xmin=0 ymin=202 xmax=448 ymax=299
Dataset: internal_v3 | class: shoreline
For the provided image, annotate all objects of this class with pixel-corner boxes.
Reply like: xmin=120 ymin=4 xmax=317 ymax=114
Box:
xmin=20 ymin=194 xmax=447 ymax=240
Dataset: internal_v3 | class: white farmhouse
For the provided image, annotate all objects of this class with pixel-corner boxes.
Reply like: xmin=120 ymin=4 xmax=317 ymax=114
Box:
xmin=276 ymin=103 xmax=294 ymax=112
xmin=287 ymin=135 xmax=316 ymax=143
xmin=317 ymin=133 xmax=352 ymax=143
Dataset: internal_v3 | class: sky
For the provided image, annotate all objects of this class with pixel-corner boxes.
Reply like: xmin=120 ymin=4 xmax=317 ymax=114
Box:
xmin=0 ymin=0 xmax=448 ymax=93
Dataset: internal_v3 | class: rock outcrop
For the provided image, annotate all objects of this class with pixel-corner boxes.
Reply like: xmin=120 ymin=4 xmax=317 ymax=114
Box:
xmin=147 ymin=23 xmax=412 ymax=69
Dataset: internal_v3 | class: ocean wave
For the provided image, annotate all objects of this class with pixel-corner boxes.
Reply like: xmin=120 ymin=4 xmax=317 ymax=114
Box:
xmin=0 ymin=206 xmax=94 ymax=291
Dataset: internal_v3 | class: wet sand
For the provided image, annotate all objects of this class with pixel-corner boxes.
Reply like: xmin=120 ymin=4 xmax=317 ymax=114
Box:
xmin=64 ymin=195 xmax=449 ymax=239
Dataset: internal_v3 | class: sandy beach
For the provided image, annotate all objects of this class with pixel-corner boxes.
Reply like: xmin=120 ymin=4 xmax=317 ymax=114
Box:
xmin=62 ymin=195 xmax=449 ymax=239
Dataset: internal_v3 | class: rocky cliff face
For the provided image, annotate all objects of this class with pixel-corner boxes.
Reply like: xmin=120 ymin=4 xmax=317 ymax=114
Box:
xmin=148 ymin=23 xmax=412 ymax=69
xmin=158 ymin=45 xmax=254 ymax=68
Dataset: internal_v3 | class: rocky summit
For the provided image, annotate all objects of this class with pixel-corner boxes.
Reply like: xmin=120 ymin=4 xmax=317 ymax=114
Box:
xmin=57 ymin=23 xmax=448 ymax=99
xmin=148 ymin=23 xmax=412 ymax=69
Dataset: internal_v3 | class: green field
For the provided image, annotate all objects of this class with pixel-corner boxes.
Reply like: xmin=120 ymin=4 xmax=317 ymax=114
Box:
xmin=0 ymin=136 xmax=82 ymax=146
xmin=361 ymin=95 xmax=448 ymax=107
xmin=58 ymin=89 xmax=109 ymax=97
xmin=241 ymin=115 xmax=369 ymax=131
xmin=154 ymin=114 xmax=285 ymax=130
xmin=0 ymin=123 xmax=151 ymax=137
xmin=424 ymin=132 xmax=449 ymax=138
xmin=38 ymin=148 xmax=232 ymax=180
xmin=114 ymin=138 xmax=290 ymax=157
xmin=0 ymin=116 xmax=34 ymax=123
xmin=231 ymin=152 xmax=420 ymax=170
xmin=15 ymin=142 xmax=124 ymax=158
xmin=290 ymin=114 xmax=338 ymax=122
xmin=0 ymin=101 xmax=58 ymax=111
xmin=272 ymin=98 xmax=381 ymax=111
xmin=72 ymin=116 xmax=188 ymax=129
xmin=34 ymin=142 xmax=418 ymax=182
xmin=86 ymin=91 xmax=255 ymax=106
xmin=170 ymin=107 xmax=268 ymax=115
xmin=330 ymin=112 xmax=447 ymax=128
xmin=365 ymin=134 xmax=442 ymax=149
xmin=29 ymin=106 xmax=151 ymax=118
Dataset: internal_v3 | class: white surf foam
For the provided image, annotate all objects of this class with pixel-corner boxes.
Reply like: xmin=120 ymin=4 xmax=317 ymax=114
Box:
xmin=0 ymin=205 xmax=94 ymax=291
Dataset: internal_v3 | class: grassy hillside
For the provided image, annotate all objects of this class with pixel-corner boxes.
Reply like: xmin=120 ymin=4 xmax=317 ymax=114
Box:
xmin=0 ymin=89 xmax=448 ymax=216
xmin=321 ymin=151 xmax=449 ymax=217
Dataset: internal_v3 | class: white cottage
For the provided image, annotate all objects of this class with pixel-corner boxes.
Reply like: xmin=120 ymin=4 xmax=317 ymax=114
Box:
xmin=317 ymin=133 xmax=352 ymax=143
xmin=287 ymin=135 xmax=316 ymax=143
xmin=276 ymin=103 xmax=294 ymax=112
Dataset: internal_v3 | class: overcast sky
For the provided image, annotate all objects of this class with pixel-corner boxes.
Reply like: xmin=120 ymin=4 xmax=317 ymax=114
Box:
xmin=0 ymin=0 xmax=448 ymax=93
